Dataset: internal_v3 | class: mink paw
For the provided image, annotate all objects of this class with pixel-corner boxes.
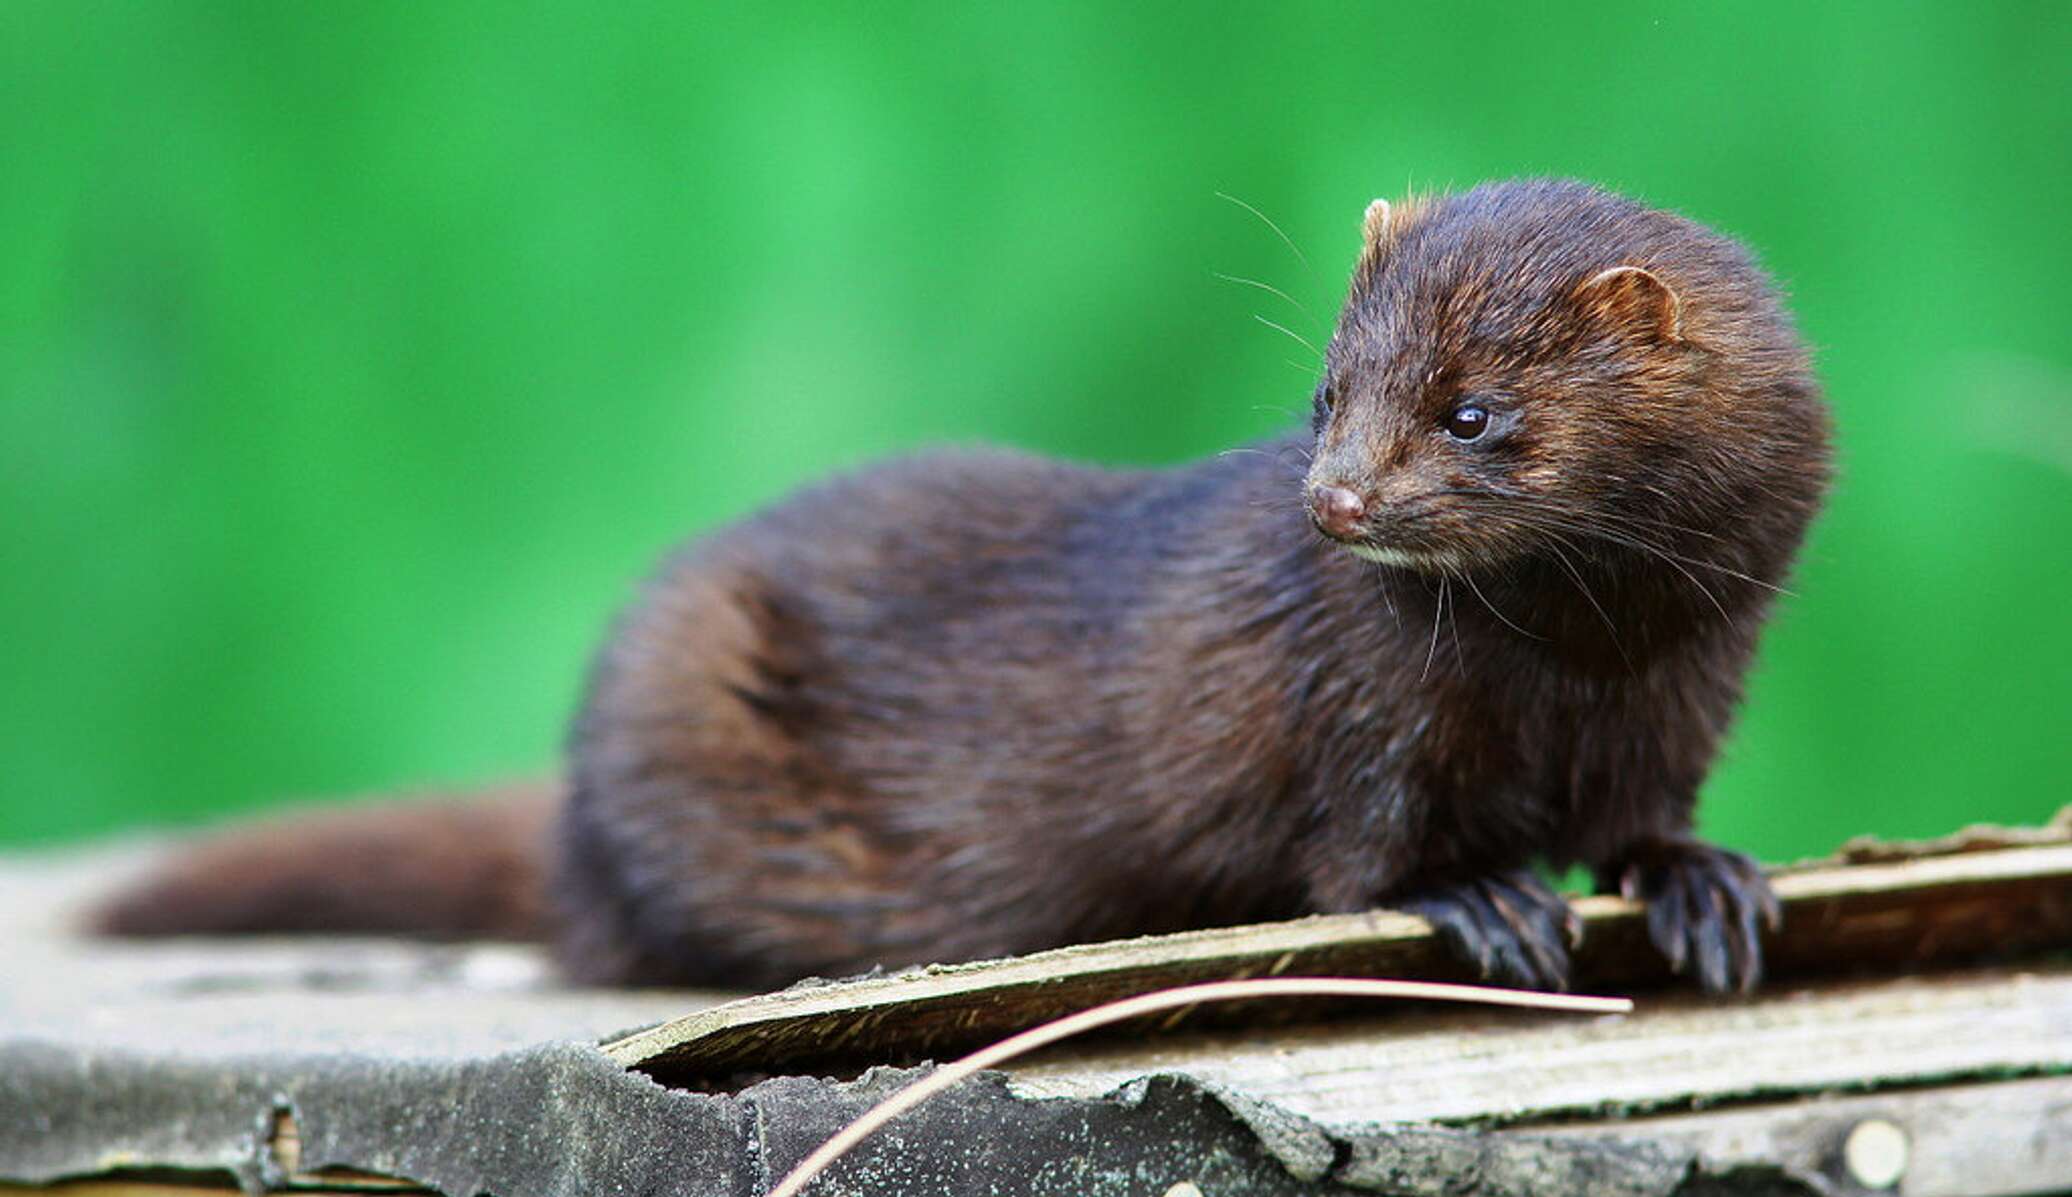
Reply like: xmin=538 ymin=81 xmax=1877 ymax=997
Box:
xmin=1398 ymin=870 xmax=1582 ymax=991
xmin=1605 ymin=840 xmax=1780 ymax=994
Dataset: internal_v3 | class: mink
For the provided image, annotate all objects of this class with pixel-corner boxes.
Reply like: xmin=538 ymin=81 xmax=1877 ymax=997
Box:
xmin=98 ymin=179 xmax=1831 ymax=994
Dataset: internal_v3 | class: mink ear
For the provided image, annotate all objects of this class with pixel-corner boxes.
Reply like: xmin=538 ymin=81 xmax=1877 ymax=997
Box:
xmin=1354 ymin=198 xmax=1404 ymax=281
xmin=1362 ymin=198 xmax=1393 ymax=244
xmin=1575 ymin=265 xmax=1684 ymax=344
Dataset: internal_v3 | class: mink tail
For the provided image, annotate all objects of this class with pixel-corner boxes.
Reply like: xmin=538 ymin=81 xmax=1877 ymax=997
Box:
xmin=88 ymin=781 xmax=560 ymax=942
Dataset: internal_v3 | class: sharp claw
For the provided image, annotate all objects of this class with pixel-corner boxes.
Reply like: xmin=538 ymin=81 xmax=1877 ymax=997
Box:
xmin=1686 ymin=880 xmax=1730 ymax=994
xmin=1646 ymin=869 xmax=1690 ymax=973
xmin=1756 ymin=878 xmax=1783 ymax=932
xmin=1410 ymin=897 xmax=1493 ymax=977
xmin=1458 ymin=884 xmax=1520 ymax=982
xmin=1719 ymin=870 xmax=1765 ymax=992
xmin=1495 ymin=874 xmax=1576 ymax=991
xmin=1724 ymin=851 xmax=1782 ymax=931
xmin=1404 ymin=873 xmax=1575 ymax=990
xmin=1734 ymin=950 xmax=1763 ymax=995
xmin=1619 ymin=842 xmax=1778 ymax=992
xmin=1493 ymin=897 xmax=1555 ymax=988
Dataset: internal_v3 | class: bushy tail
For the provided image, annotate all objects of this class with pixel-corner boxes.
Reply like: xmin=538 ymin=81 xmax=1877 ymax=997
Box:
xmin=90 ymin=781 xmax=560 ymax=942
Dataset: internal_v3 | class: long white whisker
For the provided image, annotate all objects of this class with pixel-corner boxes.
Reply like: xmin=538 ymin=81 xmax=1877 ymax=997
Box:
xmin=1506 ymin=510 xmax=1733 ymax=624
xmin=1437 ymin=491 xmax=1750 ymax=622
xmin=1444 ymin=573 xmax=1466 ymax=676
xmin=1461 ymin=569 xmax=1544 ymax=641
xmin=1254 ymin=315 xmax=1322 ymax=362
xmin=1420 ymin=575 xmax=1446 ymax=683
xmin=1212 ymin=272 xmax=1313 ymax=319
xmin=1451 ymin=488 xmax=1793 ymax=597
xmin=1214 ymin=191 xmax=1312 ymax=269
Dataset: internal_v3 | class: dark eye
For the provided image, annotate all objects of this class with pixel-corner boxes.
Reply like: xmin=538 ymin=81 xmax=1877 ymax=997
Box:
xmin=1444 ymin=403 xmax=1490 ymax=441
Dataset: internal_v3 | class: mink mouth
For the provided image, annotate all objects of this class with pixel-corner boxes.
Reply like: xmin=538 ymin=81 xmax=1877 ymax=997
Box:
xmin=1310 ymin=507 xmax=1462 ymax=572
xmin=1342 ymin=542 xmax=1440 ymax=568
xmin=1312 ymin=522 xmax=1461 ymax=571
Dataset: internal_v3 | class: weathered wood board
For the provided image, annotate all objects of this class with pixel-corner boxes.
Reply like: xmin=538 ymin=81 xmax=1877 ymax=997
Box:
xmin=608 ymin=831 xmax=2072 ymax=1081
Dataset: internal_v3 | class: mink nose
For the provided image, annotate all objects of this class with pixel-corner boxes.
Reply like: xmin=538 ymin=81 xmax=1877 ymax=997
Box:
xmin=1307 ymin=484 xmax=1368 ymax=540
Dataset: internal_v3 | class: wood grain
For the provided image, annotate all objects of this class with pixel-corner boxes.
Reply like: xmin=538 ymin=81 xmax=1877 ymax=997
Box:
xmin=607 ymin=838 xmax=2072 ymax=1082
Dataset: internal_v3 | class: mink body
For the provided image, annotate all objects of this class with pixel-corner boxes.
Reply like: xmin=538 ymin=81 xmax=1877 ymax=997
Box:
xmin=553 ymin=179 xmax=1829 ymax=992
xmin=98 ymin=179 xmax=1830 ymax=994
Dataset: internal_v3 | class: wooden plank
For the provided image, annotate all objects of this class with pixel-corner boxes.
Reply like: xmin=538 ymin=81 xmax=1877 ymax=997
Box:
xmin=1006 ymin=963 xmax=2072 ymax=1126
xmin=606 ymin=838 xmax=2072 ymax=1081
xmin=1535 ymin=1074 xmax=2072 ymax=1197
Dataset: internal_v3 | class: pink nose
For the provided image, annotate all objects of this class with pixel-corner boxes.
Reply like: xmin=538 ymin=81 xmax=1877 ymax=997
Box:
xmin=1308 ymin=485 xmax=1367 ymax=539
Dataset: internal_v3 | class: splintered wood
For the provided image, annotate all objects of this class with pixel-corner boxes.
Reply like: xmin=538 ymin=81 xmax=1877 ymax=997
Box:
xmin=606 ymin=827 xmax=2072 ymax=1082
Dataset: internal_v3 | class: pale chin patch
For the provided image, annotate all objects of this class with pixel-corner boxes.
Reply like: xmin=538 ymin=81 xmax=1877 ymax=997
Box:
xmin=1343 ymin=543 xmax=1452 ymax=571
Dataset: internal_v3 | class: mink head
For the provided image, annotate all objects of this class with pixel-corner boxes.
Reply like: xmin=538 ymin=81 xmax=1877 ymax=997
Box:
xmin=1303 ymin=178 xmax=1828 ymax=579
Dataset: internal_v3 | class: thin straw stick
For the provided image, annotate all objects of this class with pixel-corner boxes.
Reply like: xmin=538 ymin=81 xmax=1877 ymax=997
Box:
xmin=767 ymin=977 xmax=1632 ymax=1197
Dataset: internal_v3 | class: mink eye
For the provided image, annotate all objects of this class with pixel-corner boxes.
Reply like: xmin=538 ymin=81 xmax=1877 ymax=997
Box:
xmin=1444 ymin=402 xmax=1490 ymax=441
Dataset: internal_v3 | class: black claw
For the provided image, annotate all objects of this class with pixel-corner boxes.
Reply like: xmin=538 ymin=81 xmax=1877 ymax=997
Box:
xmin=1404 ymin=891 xmax=1495 ymax=978
xmin=1488 ymin=875 xmax=1572 ymax=990
xmin=1643 ymin=866 xmax=1691 ymax=974
xmin=1399 ymin=870 xmax=1576 ymax=991
xmin=1684 ymin=878 xmax=1730 ymax=994
xmin=1617 ymin=841 xmax=1778 ymax=994
xmin=1720 ymin=876 xmax=1764 ymax=993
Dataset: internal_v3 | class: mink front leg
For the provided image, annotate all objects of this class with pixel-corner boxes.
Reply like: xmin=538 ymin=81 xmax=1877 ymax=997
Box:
xmin=1303 ymin=837 xmax=1580 ymax=989
xmin=1598 ymin=838 xmax=1780 ymax=994
xmin=1394 ymin=871 xmax=1582 ymax=992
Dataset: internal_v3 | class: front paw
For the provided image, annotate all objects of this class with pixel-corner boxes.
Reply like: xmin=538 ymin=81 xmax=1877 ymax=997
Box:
xmin=1397 ymin=870 xmax=1581 ymax=991
xmin=1606 ymin=840 xmax=1780 ymax=994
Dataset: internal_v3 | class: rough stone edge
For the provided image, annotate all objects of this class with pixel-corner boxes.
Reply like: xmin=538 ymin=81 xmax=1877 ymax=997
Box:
xmin=0 ymin=1041 xmax=1818 ymax=1197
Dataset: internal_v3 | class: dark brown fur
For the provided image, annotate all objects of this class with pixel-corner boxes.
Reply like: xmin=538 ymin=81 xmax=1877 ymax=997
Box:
xmin=94 ymin=784 xmax=557 ymax=941
xmin=99 ymin=179 xmax=1831 ymax=994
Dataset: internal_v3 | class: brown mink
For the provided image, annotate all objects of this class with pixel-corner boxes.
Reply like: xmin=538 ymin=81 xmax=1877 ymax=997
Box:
xmin=98 ymin=179 xmax=1831 ymax=994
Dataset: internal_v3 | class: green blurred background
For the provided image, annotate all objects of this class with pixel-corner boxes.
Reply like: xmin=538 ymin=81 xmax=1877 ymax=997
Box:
xmin=3 ymin=3 xmax=2067 ymax=861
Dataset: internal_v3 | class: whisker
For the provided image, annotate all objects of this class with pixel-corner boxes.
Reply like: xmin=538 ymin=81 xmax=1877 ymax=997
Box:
xmin=1248 ymin=496 xmax=1310 ymax=513
xmin=1503 ymin=510 xmax=1733 ymax=623
xmin=1444 ymin=573 xmax=1467 ymax=676
xmin=1214 ymin=192 xmax=1311 ymax=270
xmin=1420 ymin=574 xmax=1447 ymax=683
xmin=1440 ymin=486 xmax=1724 ymax=544
xmin=1369 ymin=563 xmax=1400 ymax=627
xmin=1254 ymin=315 xmax=1322 ymax=362
xmin=1482 ymin=506 xmax=1728 ymax=618
xmin=1487 ymin=498 xmax=1790 ymax=598
xmin=1212 ymin=272 xmax=1313 ymax=319
xmin=1431 ymin=488 xmax=1792 ymax=613
xmin=1541 ymin=534 xmax=1635 ymax=675
xmin=1460 ymin=569 xmax=1544 ymax=641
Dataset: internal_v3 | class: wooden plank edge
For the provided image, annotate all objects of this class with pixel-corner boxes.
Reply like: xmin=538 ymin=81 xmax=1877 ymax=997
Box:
xmin=606 ymin=839 xmax=2072 ymax=1079
xmin=1004 ymin=963 xmax=2072 ymax=1127
xmin=1530 ymin=1073 xmax=2072 ymax=1197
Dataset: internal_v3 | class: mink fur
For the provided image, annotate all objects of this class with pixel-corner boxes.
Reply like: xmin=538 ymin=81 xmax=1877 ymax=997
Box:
xmin=100 ymin=179 xmax=1831 ymax=994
